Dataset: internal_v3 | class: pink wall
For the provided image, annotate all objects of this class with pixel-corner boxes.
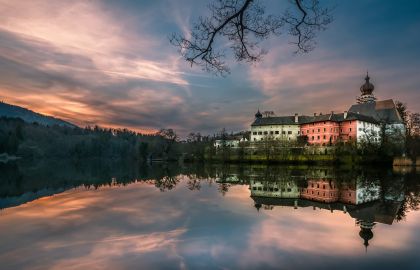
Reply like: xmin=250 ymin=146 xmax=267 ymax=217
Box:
xmin=300 ymin=120 xmax=358 ymax=145
xmin=300 ymin=179 xmax=339 ymax=203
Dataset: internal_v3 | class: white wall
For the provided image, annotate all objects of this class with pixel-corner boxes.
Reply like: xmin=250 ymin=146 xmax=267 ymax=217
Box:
xmin=356 ymin=120 xmax=381 ymax=143
xmin=251 ymin=124 xmax=300 ymax=142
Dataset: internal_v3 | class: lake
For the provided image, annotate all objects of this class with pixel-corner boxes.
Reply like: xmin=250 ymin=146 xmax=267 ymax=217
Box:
xmin=0 ymin=160 xmax=419 ymax=270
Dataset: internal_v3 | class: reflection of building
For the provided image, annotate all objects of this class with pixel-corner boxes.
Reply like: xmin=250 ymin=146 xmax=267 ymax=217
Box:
xmin=250 ymin=176 xmax=402 ymax=251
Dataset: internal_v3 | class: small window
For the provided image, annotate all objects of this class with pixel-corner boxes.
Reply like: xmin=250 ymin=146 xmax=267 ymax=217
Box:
xmin=312 ymin=136 xmax=314 ymax=140
xmin=282 ymin=131 xmax=286 ymax=135
xmin=258 ymin=132 xmax=262 ymax=135
xmin=324 ymin=128 xmax=326 ymax=132
xmin=317 ymin=136 xmax=320 ymax=140
xmin=264 ymin=131 xmax=268 ymax=135
xmin=318 ymin=129 xmax=320 ymax=132
xmin=270 ymin=131 xmax=274 ymax=135
xmin=275 ymin=131 xmax=279 ymax=134
xmin=288 ymin=131 xmax=292 ymax=134
xmin=253 ymin=132 xmax=257 ymax=135
xmin=349 ymin=128 xmax=352 ymax=132
xmin=323 ymin=135 xmax=326 ymax=139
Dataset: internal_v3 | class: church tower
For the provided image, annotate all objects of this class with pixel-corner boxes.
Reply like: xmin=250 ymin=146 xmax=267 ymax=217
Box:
xmin=357 ymin=72 xmax=376 ymax=104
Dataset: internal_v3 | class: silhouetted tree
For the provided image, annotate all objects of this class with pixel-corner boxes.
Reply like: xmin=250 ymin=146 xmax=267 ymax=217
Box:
xmin=170 ymin=0 xmax=333 ymax=75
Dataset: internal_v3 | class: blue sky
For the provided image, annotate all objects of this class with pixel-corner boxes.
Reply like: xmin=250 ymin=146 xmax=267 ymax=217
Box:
xmin=0 ymin=0 xmax=419 ymax=136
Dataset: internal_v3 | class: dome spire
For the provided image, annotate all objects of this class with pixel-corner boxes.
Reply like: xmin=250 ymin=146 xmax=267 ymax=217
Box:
xmin=255 ymin=108 xmax=262 ymax=119
xmin=357 ymin=71 xmax=376 ymax=104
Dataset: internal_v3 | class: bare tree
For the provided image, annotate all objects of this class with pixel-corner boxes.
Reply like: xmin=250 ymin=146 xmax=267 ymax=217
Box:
xmin=170 ymin=0 xmax=333 ymax=75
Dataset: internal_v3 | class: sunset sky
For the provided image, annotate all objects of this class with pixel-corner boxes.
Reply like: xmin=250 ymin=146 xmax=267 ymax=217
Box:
xmin=0 ymin=0 xmax=419 ymax=136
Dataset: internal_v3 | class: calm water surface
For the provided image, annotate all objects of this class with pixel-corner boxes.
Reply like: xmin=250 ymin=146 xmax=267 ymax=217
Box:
xmin=0 ymin=161 xmax=419 ymax=269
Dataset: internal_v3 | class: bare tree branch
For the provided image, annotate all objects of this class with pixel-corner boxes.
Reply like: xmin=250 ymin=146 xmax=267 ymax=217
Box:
xmin=170 ymin=0 xmax=333 ymax=75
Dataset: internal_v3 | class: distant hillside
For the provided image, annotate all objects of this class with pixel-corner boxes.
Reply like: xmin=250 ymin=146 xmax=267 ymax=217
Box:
xmin=0 ymin=101 xmax=77 ymax=128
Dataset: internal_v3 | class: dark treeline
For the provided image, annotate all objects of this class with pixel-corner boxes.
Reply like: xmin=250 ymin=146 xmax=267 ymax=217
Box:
xmin=0 ymin=117 xmax=208 ymax=162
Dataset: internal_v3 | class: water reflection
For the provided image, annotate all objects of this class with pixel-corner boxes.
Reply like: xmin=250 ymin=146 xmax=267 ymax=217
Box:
xmin=0 ymin=161 xmax=419 ymax=269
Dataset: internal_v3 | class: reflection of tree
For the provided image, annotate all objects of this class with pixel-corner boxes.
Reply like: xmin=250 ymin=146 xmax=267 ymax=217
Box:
xmin=187 ymin=178 xmax=201 ymax=191
xmin=218 ymin=183 xmax=231 ymax=196
xmin=154 ymin=176 xmax=180 ymax=192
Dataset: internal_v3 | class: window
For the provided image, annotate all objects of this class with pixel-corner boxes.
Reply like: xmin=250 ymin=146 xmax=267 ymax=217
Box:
xmin=312 ymin=129 xmax=315 ymax=133
xmin=324 ymin=128 xmax=326 ymax=132
xmin=318 ymin=129 xmax=320 ymax=132
xmin=323 ymin=135 xmax=326 ymax=139
xmin=275 ymin=131 xmax=279 ymax=134
xmin=270 ymin=131 xmax=274 ymax=135
xmin=317 ymin=136 xmax=320 ymax=140
xmin=323 ymin=185 xmax=325 ymax=189
xmin=282 ymin=131 xmax=286 ymax=135
xmin=349 ymin=128 xmax=352 ymax=132
xmin=307 ymin=130 xmax=309 ymax=134
xmin=324 ymin=121 xmax=326 ymax=124
xmin=254 ymin=138 xmax=256 ymax=141
xmin=253 ymin=132 xmax=257 ymax=135
xmin=349 ymin=136 xmax=352 ymax=139
xmin=359 ymin=128 xmax=362 ymax=131
xmin=287 ymin=188 xmax=292 ymax=192
xmin=312 ymin=136 xmax=314 ymax=140
xmin=317 ymin=184 xmax=319 ymax=188
xmin=298 ymin=131 xmax=300 ymax=134
xmin=264 ymin=131 xmax=268 ymax=135
xmin=258 ymin=132 xmax=262 ymax=135
xmin=261 ymin=138 xmax=264 ymax=141
xmin=288 ymin=131 xmax=292 ymax=134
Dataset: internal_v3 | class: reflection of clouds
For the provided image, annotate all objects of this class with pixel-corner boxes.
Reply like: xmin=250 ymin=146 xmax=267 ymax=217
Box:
xmin=0 ymin=177 xmax=420 ymax=269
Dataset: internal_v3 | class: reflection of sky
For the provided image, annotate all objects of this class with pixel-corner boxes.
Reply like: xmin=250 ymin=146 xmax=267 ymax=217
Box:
xmin=0 ymin=1 xmax=419 ymax=135
xmin=0 ymin=180 xmax=419 ymax=270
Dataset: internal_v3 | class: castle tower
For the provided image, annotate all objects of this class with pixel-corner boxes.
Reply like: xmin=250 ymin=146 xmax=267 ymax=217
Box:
xmin=357 ymin=72 xmax=377 ymax=104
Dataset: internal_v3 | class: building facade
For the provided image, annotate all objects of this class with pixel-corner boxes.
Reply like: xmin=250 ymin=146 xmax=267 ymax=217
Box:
xmin=250 ymin=73 xmax=402 ymax=145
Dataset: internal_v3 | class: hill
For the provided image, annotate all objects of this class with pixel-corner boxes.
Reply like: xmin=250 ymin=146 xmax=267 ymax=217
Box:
xmin=0 ymin=101 xmax=76 ymax=128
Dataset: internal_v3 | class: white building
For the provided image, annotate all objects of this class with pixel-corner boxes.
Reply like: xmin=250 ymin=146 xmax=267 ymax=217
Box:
xmin=250 ymin=111 xmax=308 ymax=142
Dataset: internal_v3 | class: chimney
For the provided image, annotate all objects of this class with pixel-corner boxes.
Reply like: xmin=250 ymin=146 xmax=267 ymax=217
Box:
xmin=314 ymin=113 xmax=317 ymax=116
xmin=294 ymin=113 xmax=299 ymax=123
xmin=344 ymin=111 xmax=348 ymax=119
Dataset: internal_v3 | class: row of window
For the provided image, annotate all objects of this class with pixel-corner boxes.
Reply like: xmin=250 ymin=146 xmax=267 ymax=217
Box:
xmin=254 ymin=137 xmax=292 ymax=141
xmin=303 ymin=127 xmax=352 ymax=134
xmin=252 ymin=186 xmax=293 ymax=192
xmin=308 ymin=135 xmax=352 ymax=141
xmin=252 ymin=130 xmax=297 ymax=135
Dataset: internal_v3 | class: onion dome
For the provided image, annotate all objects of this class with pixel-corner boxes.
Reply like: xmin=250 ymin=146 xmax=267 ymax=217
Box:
xmin=360 ymin=72 xmax=375 ymax=95
xmin=255 ymin=109 xmax=262 ymax=119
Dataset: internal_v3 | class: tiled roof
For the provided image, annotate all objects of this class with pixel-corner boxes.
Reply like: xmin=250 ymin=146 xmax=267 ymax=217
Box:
xmin=348 ymin=99 xmax=403 ymax=124
xmin=252 ymin=112 xmax=378 ymax=126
